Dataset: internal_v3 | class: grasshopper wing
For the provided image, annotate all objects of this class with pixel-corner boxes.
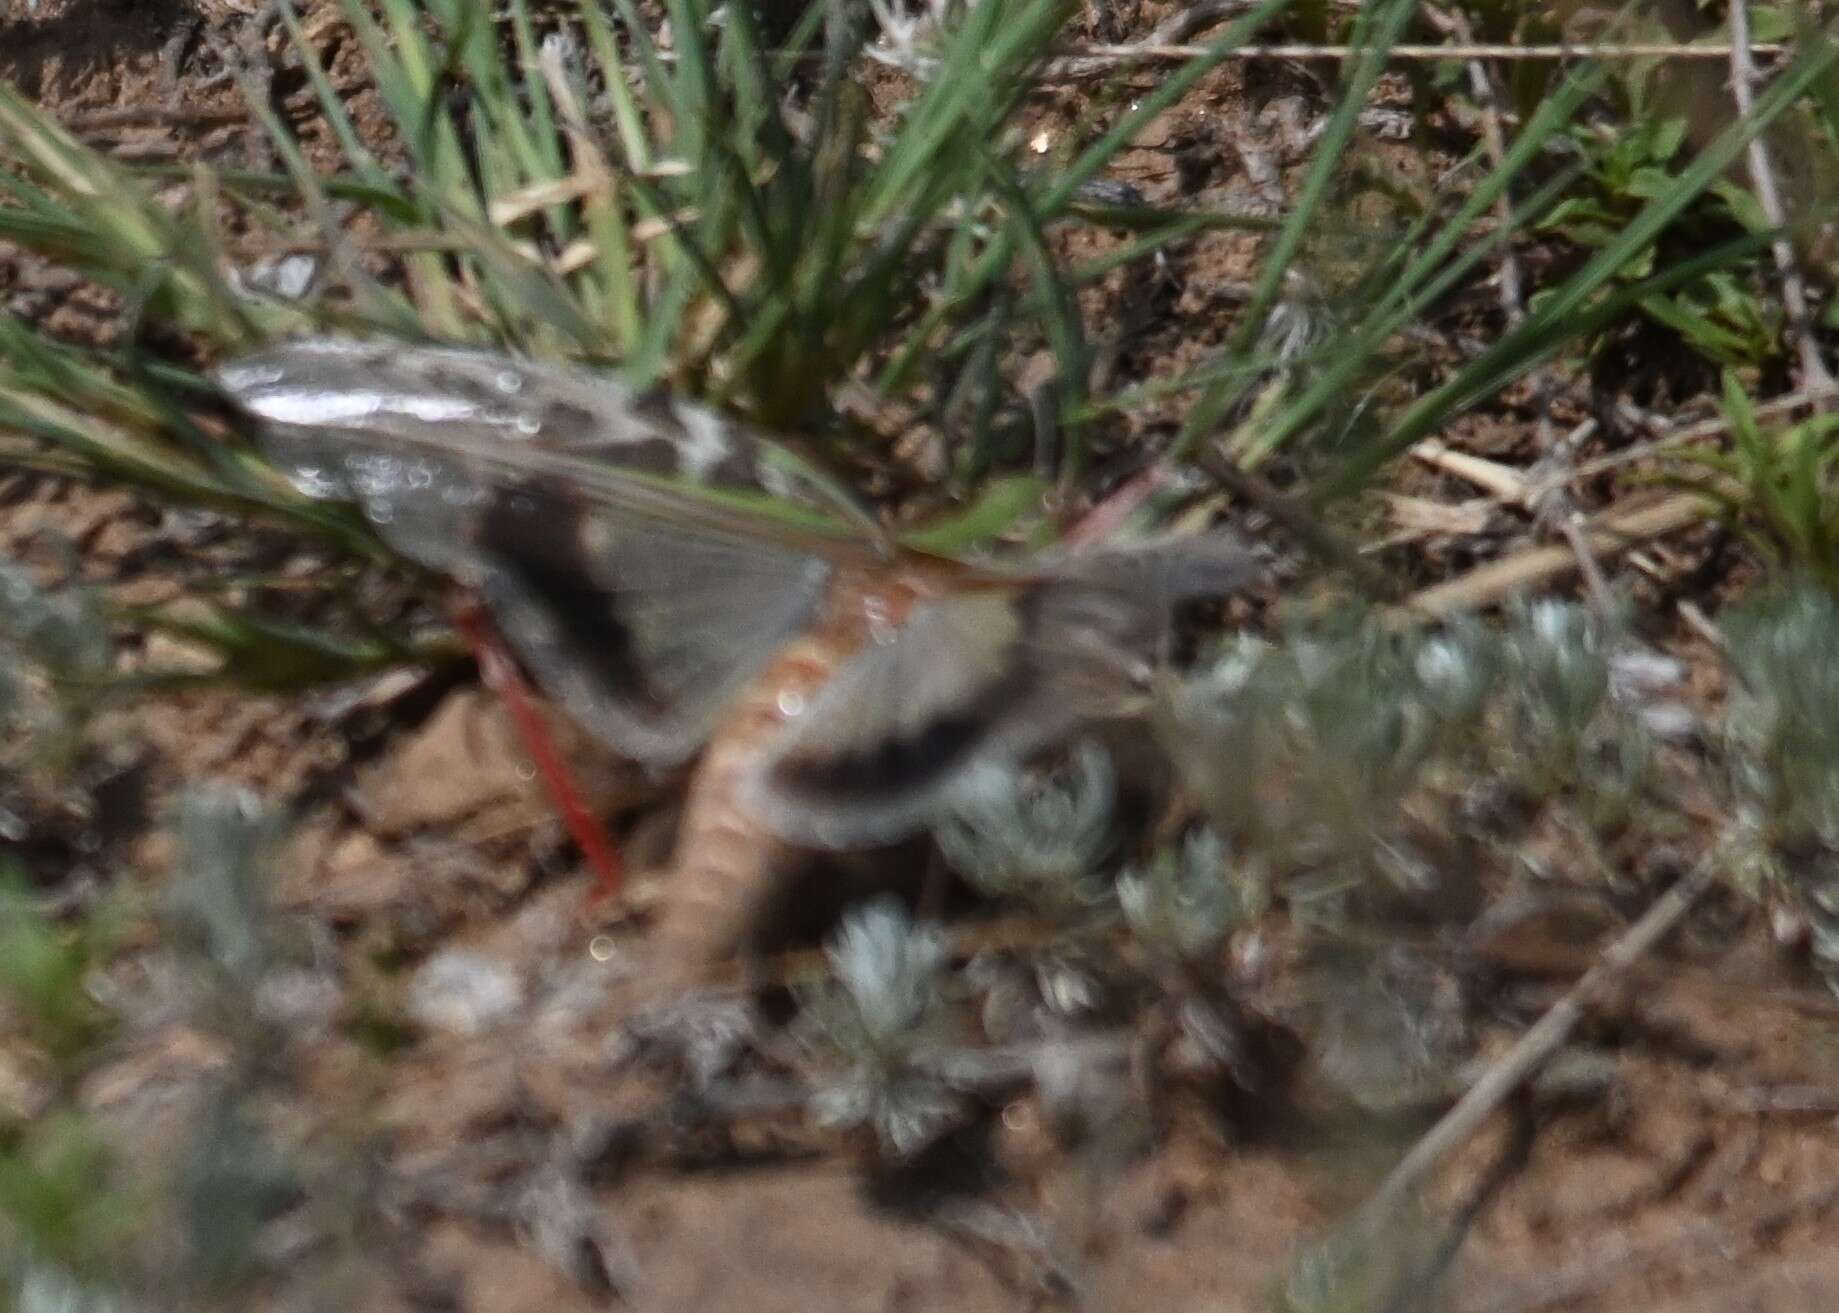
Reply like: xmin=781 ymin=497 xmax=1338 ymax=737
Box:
xmin=215 ymin=338 xmax=843 ymax=765
xmin=744 ymin=535 xmax=1263 ymax=848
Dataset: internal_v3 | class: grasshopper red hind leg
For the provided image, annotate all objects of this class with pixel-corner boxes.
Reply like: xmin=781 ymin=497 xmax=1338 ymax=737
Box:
xmin=452 ymin=600 xmax=627 ymax=918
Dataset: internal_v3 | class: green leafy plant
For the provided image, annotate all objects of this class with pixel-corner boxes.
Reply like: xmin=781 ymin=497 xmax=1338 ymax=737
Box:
xmin=0 ymin=873 xmax=113 ymax=1067
xmin=0 ymin=1115 xmax=136 ymax=1288
xmin=1303 ymin=23 xmax=1839 ymax=500
xmin=1538 ymin=107 xmax=1786 ymax=367
xmin=1674 ymin=371 xmax=1839 ymax=585
xmin=1539 ymin=112 xmax=1696 ymax=281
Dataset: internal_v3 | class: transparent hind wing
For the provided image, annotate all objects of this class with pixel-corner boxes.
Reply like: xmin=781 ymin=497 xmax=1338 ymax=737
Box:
xmin=472 ymin=499 xmax=831 ymax=763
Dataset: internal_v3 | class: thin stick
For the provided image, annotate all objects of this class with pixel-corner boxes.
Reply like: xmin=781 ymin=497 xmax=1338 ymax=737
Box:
xmin=1556 ymin=512 xmax=1618 ymax=615
xmin=1045 ymin=39 xmax=1789 ymax=67
xmin=1365 ymin=853 xmax=1720 ymax=1214
xmin=1437 ymin=8 xmax=1525 ymax=322
xmin=1411 ymin=439 xmax=1529 ymax=500
xmin=1729 ymin=0 xmax=1837 ymax=396
xmin=1403 ymin=491 xmax=1710 ymax=618
xmin=1526 ymin=390 xmax=1820 ymax=494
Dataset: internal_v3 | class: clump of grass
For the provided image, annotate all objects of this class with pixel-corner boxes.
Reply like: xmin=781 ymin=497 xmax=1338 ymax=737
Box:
xmin=0 ymin=0 xmax=1286 ymax=500
xmin=1672 ymin=371 xmax=1839 ymax=587
xmin=0 ymin=0 xmax=1827 ymax=572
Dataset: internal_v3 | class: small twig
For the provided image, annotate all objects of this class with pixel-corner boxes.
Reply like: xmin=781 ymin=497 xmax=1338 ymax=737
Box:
xmin=1365 ymin=851 xmax=1721 ymax=1213
xmin=1531 ymin=410 xmax=1616 ymax=616
xmin=1433 ymin=8 xmax=1524 ymax=322
xmin=1555 ymin=511 xmax=1617 ymax=615
xmin=1728 ymin=0 xmax=1837 ymax=397
xmin=1675 ymin=598 xmax=1728 ymax=651
xmin=1411 ymin=439 xmax=1529 ymax=501
xmin=1527 ymin=390 xmax=1821 ymax=495
xmin=1040 ymin=40 xmax=1789 ymax=71
xmin=1403 ymin=491 xmax=1712 ymax=618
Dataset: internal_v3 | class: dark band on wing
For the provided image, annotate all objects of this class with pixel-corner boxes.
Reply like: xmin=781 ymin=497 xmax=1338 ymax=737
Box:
xmin=475 ymin=483 xmax=672 ymax=715
xmin=761 ymin=569 xmax=1175 ymax=815
xmin=759 ymin=585 xmax=1070 ymax=809
xmin=763 ymin=669 xmax=1035 ymax=809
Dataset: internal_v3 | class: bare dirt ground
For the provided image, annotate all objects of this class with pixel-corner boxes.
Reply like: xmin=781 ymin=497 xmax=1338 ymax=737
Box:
xmin=7 ymin=2 xmax=1839 ymax=1311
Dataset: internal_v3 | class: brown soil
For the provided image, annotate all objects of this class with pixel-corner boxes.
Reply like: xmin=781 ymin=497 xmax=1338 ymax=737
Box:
xmin=6 ymin=4 xmax=1839 ymax=1312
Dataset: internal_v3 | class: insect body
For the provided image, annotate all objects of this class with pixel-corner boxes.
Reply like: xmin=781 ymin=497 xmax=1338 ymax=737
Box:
xmin=215 ymin=339 xmax=1257 ymax=982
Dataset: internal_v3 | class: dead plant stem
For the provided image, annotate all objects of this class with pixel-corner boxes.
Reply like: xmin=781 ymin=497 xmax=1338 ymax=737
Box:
xmin=1364 ymin=851 xmax=1721 ymax=1213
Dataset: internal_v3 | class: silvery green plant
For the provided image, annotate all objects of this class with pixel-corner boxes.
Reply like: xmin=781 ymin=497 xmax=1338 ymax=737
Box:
xmin=163 ymin=788 xmax=290 ymax=999
xmin=174 ymin=1088 xmax=300 ymax=1294
xmin=0 ymin=557 xmax=110 ymax=683
xmin=1276 ymin=622 xmax=1443 ymax=863
xmin=1721 ymin=581 xmax=1839 ymax=988
xmin=1412 ymin=616 xmax=1499 ymax=741
xmin=799 ymin=899 xmax=962 ymax=1156
xmin=1118 ymin=827 xmax=1248 ymax=964
xmin=934 ymin=743 xmax=1117 ymax=919
xmin=1723 ymin=582 xmax=1839 ymax=846
xmin=0 ymin=556 xmax=111 ymax=776
xmin=9 ymin=1261 xmax=133 ymax=1313
xmin=1304 ymin=945 xmax=1469 ymax=1114
xmin=1502 ymin=598 xmax=1610 ymax=749
xmin=1496 ymin=598 xmax=1653 ymax=812
xmin=1152 ymin=632 xmax=1276 ymax=846
xmin=1157 ymin=617 xmax=1491 ymax=890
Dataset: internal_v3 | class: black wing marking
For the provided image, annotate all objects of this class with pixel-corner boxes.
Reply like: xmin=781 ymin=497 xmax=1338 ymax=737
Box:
xmin=743 ymin=534 xmax=1262 ymax=848
xmin=215 ymin=338 xmax=836 ymax=764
